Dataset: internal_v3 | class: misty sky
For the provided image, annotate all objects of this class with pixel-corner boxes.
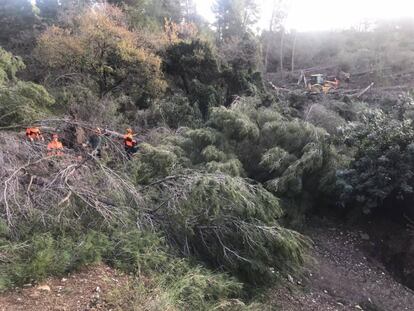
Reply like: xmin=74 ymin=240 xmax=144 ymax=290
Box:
xmin=194 ymin=0 xmax=414 ymax=31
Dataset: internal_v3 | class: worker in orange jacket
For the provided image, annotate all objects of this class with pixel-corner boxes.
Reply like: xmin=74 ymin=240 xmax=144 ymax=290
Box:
xmin=47 ymin=134 xmax=64 ymax=156
xmin=26 ymin=127 xmax=44 ymax=142
xmin=124 ymin=128 xmax=138 ymax=158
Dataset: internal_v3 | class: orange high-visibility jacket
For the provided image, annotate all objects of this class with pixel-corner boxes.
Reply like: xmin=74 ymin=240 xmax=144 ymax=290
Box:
xmin=47 ymin=140 xmax=63 ymax=156
xmin=124 ymin=133 xmax=137 ymax=148
xmin=26 ymin=127 xmax=42 ymax=140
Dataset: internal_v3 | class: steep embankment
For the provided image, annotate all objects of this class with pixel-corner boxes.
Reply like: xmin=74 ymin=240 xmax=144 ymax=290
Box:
xmin=270 ymin=219 xmax=414 ymax=311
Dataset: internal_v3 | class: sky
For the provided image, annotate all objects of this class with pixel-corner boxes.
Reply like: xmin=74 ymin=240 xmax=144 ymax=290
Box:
xmin=194 ymin=0 xmax=414 ymax=32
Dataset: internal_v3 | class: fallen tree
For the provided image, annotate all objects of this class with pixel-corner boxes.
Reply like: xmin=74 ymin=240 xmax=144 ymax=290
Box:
xmin=0 ymin=128 xmax=309 ymax=285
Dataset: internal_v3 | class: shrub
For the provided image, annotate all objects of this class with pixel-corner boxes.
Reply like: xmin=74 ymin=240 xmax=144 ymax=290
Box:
xmin=36 ymin=5 xmax=166 ymax=105
xmin=338 ymin=109 xmax=414 ymax=215
xmin=0 ymin=47 xmax=54 ymax=125
xmin=148 ymin=95 xmax=203 ymax=129
xmin=0 ymin=231 xmax=110 ymax=290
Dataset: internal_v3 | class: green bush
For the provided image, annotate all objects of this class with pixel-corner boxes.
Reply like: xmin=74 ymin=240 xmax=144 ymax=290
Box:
xmin=0 ymin=47 xmax=54 ymax=125
xmin=149 ymin=95 xmax=203 ymax=129
xmin=0 ymin=231 xmax=110 ymax=290
xmin=338 ymin=109 xmax=414 ymax=215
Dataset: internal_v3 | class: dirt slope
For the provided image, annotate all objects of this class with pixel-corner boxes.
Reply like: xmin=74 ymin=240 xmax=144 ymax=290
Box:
xmin=270 ymin=220 xmax=414 ymax=310
xmin=0 ymin=265 xmax=131 ymax=311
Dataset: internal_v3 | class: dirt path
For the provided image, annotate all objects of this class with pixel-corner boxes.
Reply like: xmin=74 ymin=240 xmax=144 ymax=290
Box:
xmin=270 ymin=220 xmax=414 ymax=310
xmin=0 ymin=265 xmax=131 ymax=311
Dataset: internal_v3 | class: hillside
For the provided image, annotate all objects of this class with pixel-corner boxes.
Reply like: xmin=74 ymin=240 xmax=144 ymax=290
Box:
xmin=1 ymin=1 xmax=414 ymax=310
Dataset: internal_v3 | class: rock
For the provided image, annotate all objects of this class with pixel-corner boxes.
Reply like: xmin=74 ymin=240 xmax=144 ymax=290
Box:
xmin=29 ymin=291 xmax=40 ymax=299
xmin=37 ymin=284 xmax=51 ymax=292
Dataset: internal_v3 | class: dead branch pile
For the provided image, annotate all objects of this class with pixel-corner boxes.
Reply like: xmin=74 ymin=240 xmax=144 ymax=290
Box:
xmin=0 ymin=131 xmax=145 ymax=235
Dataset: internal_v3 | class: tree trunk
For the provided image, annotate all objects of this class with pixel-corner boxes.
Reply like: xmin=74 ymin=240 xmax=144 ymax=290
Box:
xmin=181 ymin=73 xmax=190 ymax=94
xmin=264 ymin=1 xmax=276 ymax=73
xmin=264 ymin=33 xmax=272 ymax=73
xmin=291 ymin=31 xmax=297 ymax=73
xmin=280 ymin=29 xmax=285 ymax=79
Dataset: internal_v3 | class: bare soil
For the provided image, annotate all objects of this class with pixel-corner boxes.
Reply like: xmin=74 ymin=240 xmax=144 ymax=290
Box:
xmin=0 ymin=265 xmax=130 ymax=311
xmin=270 ymin=219 xmax=414 ymax=311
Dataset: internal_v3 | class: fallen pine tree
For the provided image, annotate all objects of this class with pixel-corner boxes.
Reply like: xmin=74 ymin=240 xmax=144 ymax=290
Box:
xmin=0 ymin=128 xmax=310 ymax=289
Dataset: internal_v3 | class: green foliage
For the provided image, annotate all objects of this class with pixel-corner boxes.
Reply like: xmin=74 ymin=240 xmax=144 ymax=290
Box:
xmin=0 ymin=0 xmax=39 ymax=49
xmin=0 ymin=47 xmax=54 ymax=125
xmin=146 ymin=173 xmax=309 ymax=283
xmin=188 ymin=79 xmax=222 ymax=118
xmin=160 ymin=260 xmax=243 ymax=310
xmin=36 ymin=6 xmax=166 ymax=106
xmin=106 ymin=245 xmax=245 ymax=311
xmin=219 ymin=34 xmax=265 ymax=103
xmin=164 ymin=39 xmax=222 ymax=117
xmin=184 ymin=128 xmax=219 ymax=152
xmin=132 ymin=143 xmax=180 ymax=184
xmin=213 ymin=0 xmax=259 ymax=41
xmin=260 ymin=147 xmax=297 ymax=175
xmin=0 ymin=48 xmax=25 ymax=83
xmin=164 ymin=39 xmax=221 ymax=87
xmin=36 ymin=0 xmax=60 ymax=22
xmin=202 ymin=100 xmax=334 ymax=205
xmin=1 ymin=222 xmax=246 ymax=310
xmin=206 ymin=159 xmax=245 ymax=176
xmin=148 ymin=95 xmax=203 ymax=129
xmin=106 ymin=230 xmax=169 ymax=275
xmin=338 ymin=109 xmax=414 ymax=214
xmin=202 ymin=145 xmax=227 ymax=162
xmin=105 ymin=228 xmax=245 ymax=310
xmin=0 ymin=231 xmax=110 ymax=290
xmin=209 ymin=106 xmax=260 ymax=141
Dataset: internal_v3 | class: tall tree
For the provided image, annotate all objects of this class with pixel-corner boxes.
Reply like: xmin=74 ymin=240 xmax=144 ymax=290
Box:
xmin=263 ymin=0 xmax=289 ymax=73
xmin=181 ymin=0 xmax=197 ymax=23
xmin=0 ymin=47 xmax=55 ymax=126
xmin=0 ymin=0 xmax=39 ymax=51
xmin=213 ymin=0 xmax=258 ymax=43
xmin=36 ymin=0 xmax=60 ymax=22
xmin=36 ymin=5 xmax=166 ymax=106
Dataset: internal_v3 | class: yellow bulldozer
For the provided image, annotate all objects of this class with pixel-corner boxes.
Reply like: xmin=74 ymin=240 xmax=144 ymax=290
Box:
xmin=307 ymin=74 xmax=340 ymax=94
